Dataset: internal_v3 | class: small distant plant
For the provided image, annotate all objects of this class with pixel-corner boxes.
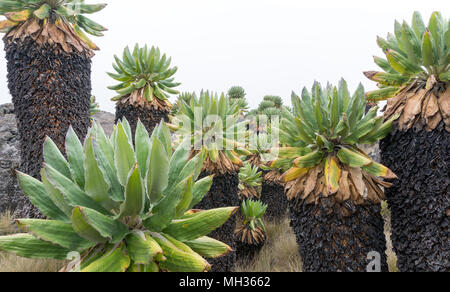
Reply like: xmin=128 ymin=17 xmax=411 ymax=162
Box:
xmin=235 ymin=199 xmax=267 ymax=246
xmin=0 ymin=120 xmax=237 ymax=272
xmin=170 ymin=92 xmax=195 ymax=116
xmin=238 ymin=163 xmax=262 ymax=199
xmin=89 ymin=96 xmax=100 ymax=116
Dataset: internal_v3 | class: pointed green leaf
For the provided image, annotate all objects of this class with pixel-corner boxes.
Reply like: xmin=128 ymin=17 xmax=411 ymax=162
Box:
xmin=16 ymin=171 xmax=68 ymax=222
xmin=0 ymin=234 xmax=71 ymax=260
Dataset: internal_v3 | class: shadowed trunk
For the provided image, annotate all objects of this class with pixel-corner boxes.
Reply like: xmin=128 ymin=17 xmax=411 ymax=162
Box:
xmin=115 ymin=101 xmax=169 ymax=137
xmin=260 ymin=171 xmax=288 ymax=222
xmin=380 ymin=122 xmax=449 ymax=272
xmin=194 ymin=171 xmax=239 ymax=272
xmin=4 ymin=37 xmax=91 ymax=218
xmin=289 ymin=197 xmax=388 ymax=272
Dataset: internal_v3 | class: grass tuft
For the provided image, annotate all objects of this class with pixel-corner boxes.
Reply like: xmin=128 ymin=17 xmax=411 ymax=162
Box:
xmin=0 ymin=212 xmax=65 ymax=272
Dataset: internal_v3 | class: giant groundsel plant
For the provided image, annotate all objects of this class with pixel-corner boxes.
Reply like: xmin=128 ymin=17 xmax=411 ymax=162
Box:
xmin=0 ymin=120 xmax=237 ymax=272
xmin=272 ymin=80 xmax=397 ymax=205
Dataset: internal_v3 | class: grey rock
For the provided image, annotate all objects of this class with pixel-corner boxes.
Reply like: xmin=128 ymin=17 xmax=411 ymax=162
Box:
xmin=92 ymin=111 xmax=115 ymax=136
xmin=0 ymin=103 xmax=115 ymax=218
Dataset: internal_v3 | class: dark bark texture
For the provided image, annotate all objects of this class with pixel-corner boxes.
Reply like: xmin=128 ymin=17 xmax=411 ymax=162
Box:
xmin=261 ymin=172 xmax=288 ymax=222
xmin=380 ymin=122 xmax=449 ymax=272
xmin=289 ymin=197 xmax=388 ymax=272
xmin=194 ymin=172 xmax=239 ymax=272
xmin=115 ymin=102 xmax=169 ymax=138
xmin=4 ymin=38 xmax=91 ymax=217
xmin=235 ymin=241 xmax=264 ymax=263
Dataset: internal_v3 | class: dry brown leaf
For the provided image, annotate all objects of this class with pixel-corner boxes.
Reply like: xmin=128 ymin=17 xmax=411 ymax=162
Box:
xmin=348 ymin=167 xmax=365 ymax=197
xmin=339 ymin=170 xmax=351 ymax=201
xmin=399 ymin=89 xmax=427 ymax=130
xmin=303 ymin=167 xmax=320 ymax=199
xmin=437 ymin=87 xmax=450 ymax=131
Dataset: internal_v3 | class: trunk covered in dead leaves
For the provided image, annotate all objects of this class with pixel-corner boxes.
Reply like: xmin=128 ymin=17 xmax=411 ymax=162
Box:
xmin=380 ymin=122 xmax=449 ymax=272
xmin=4 ymin=38 xmax=91 ymax=177
xmin=194 ymin=171 xmax=239 ymax=272
xmin=289 ymin=197 xmax=388 ymax=272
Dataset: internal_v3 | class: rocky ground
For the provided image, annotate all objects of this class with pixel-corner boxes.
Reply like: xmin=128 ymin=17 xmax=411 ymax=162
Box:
xmin=0 ymin=103 xmax=114 ymax=218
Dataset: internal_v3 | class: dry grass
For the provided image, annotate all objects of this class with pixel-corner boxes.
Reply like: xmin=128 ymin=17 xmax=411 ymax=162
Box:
xmin=0 ymin=253 xmax=64 ymax=272
xmin=0 ymin=211 xmax=65 ymax=272
xmin=233 ymin=218 xmax=302 ymax=272
xmin=0 ymin=211 xmax=18 ymax=236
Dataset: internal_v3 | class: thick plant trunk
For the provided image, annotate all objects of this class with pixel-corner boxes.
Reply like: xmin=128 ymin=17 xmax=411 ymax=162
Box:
xmin=115 ymin=101 xmax=169 ymax=137
xmin=260 ymin=172 xmax=288 ymax=222
xmin=4 ymin=37 xmax=91 ymax=218
xmin=380 ymin=122 xmax=449 ymax=272
xmin=289 ymin=197 xmax=388 ymax=272
xmin=194 ymin=171 xmax=239 ymax=272
xmin=235 ymin=241 xmax=264 ymax=263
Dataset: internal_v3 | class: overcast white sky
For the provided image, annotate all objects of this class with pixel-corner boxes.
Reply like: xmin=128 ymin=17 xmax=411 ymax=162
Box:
xmin=0 ymin=0 xmax=448 ymax=113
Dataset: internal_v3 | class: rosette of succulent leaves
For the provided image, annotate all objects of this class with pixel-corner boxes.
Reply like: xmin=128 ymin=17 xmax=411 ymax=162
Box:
xmin=238 ymin=163 xmax=263 ymax=200
xmin=89 ymin=96 xmax=100 ymax=116
xmin=246 ymin=95 xmax=290 ymax=133
xmin=168 ymin=91 xmax=251 ymax=175
xmin=364 ymin=11 xmax=449 ymax=131
xmin=0 ymin=119 xmax=238 ymax=272
xmin=271 ymin=79 xmax=398 ymax=206
xmin=235 ymin=199 xmax=267 ymax=246
xmin=108 ymin=44 xmax=180 ymax=111
xmin=170 ymin=92 xmax=195 ymax=116
xmin=0 ymin=0 xmax=107 ymax=52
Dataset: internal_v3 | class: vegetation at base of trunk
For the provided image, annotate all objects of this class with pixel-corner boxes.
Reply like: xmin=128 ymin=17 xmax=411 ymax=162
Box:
xmin=235 ymin=199 xmax=267 ymax=246
xmin=168 ymin=91 xmax=251 ymax=175
xmin=238 ymin=163 xmax=262 ymax=200
xmin=364 ymin=11 xmax=449 ymax=131
xmin=0 ymin=120 xmax=238 ymax=272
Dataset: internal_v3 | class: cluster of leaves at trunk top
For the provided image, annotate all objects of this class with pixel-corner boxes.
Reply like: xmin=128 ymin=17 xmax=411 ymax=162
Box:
xmin=271 ymin=80 xmax=397 ymax=204
xmin=238 ymin=163 xmax=262 ymax=199
xmin=365 ymin=11 xmax=449 ymax=101
xmin=227 ymin=86 xmax=249 ymax=112
xmin=235 ymin=199 xmax=267 ymax=245
xmin=108 ymin=44 xmax=180 ymax=106
xmin=168 ymin=91 xmax=251 ymax=174
xmin=0 ymin=119 xmax=237 ymax=272
xmin=0 ymin=0 xmax=107 ymax=47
